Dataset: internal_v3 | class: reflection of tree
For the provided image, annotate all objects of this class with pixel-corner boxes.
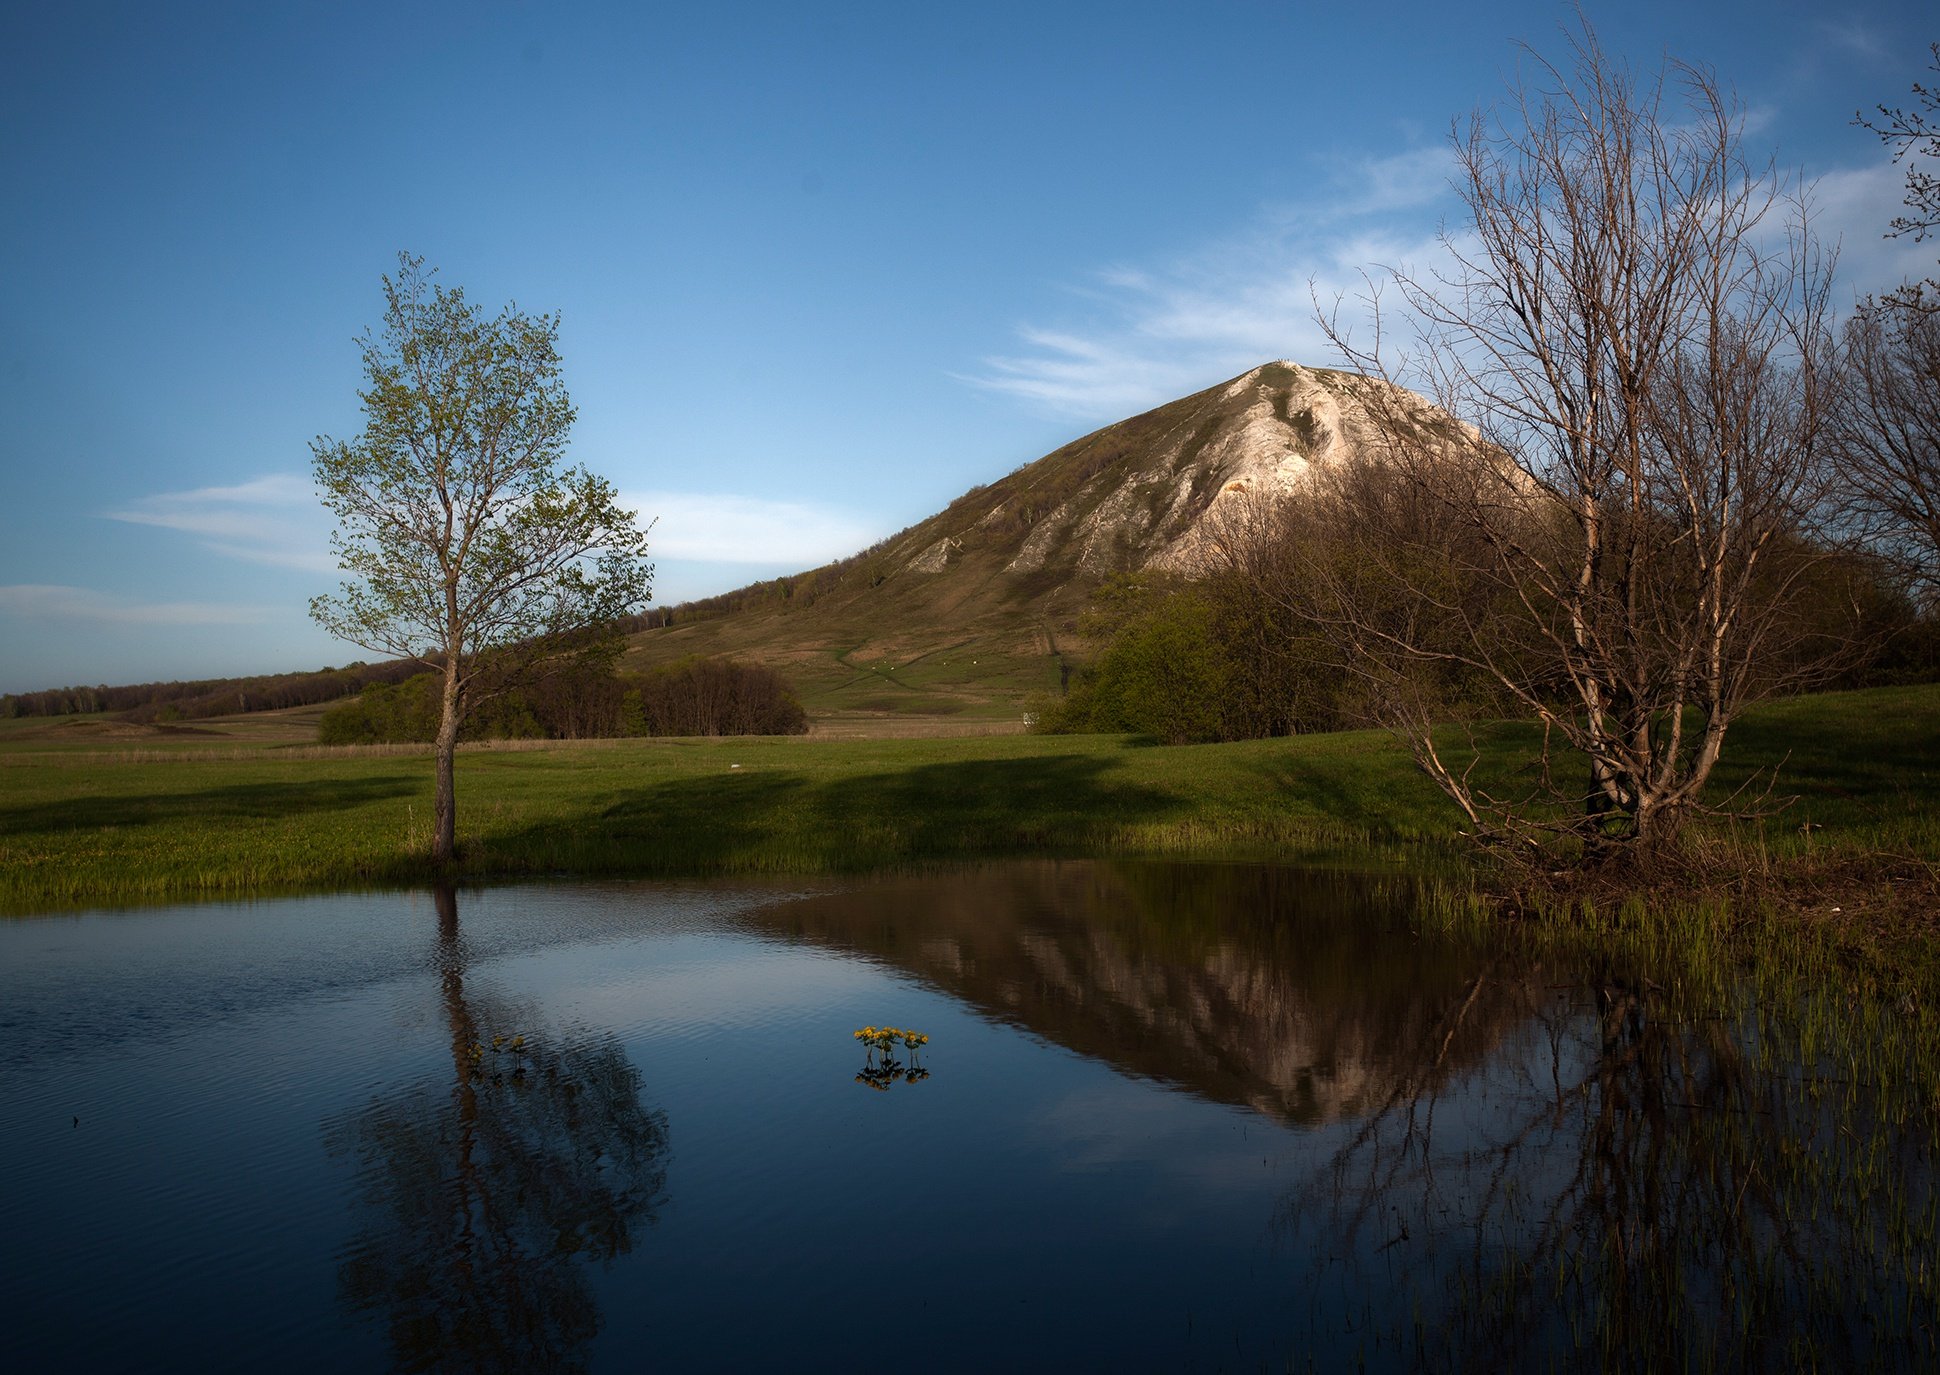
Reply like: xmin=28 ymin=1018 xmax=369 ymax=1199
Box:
xmin=1294 ymin=964 xmax=1940 ymax=1370
xmin=328 ymin=888 xmax=669 ymax=1373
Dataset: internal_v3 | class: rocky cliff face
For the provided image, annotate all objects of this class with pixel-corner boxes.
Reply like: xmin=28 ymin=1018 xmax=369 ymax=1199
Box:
xmin=876 ymin=360 xmax=1436 ymax=586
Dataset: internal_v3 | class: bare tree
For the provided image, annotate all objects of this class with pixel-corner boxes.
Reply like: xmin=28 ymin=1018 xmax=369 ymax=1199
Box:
xmin=1833 ymin=45 xmax=1940 ymax=603
xmin=1307 ymin=29 xmax=1842 ymax=862
xmin=1832 ymin=306 xmax=1940 ymax=604
xmin=1857 ymin=40 xmax=1940 ymax=312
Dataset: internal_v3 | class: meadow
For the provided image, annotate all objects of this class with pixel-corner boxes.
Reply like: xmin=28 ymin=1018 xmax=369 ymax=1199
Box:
xmin=5 ymin=682 xmax=1937 ymax=934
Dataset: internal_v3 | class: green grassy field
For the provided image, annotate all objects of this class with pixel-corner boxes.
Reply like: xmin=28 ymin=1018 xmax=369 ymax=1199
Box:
xmin=4 ymin=682 xmax=1937 ymax=917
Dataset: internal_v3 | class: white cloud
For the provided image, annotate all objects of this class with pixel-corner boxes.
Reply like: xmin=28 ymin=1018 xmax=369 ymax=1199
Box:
xmin=105 ymin=472 xmax=335 ymax=573
xmin=1332 ymin=145 xmax=1457 ymax=216
xmin=100 ymin=473 xmax=877 ymax=582
xmin=0 ymin=584 xmax=272 ymax=626
xmin=626 ymin=491 xmax=882 ymax=565
xmin=960 ymin=157 xmax=1456 ymax=421
xmin=963 ymin=135 xmax=1938 ymax=422
xmin=1808 ymin=161 xmax=1939 ymax=304
xmin=1811 ymin=19 xmax=1887 ymax=65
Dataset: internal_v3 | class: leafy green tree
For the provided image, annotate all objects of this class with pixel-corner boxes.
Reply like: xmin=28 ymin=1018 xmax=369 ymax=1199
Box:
xmin=1084 ymin=593 xmax=1229 ymax=744
xmin=1038 ymin=579 xmax=1231 ymax=744
xmin=311 ymin=254 xmax=652 ymax=862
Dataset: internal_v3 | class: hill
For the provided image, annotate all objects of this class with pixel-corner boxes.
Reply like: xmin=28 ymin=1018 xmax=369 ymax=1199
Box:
xmin=624 ymin=361 xmax=1432 ymax=731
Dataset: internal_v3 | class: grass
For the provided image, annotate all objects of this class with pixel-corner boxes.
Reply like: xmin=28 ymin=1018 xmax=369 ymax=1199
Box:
xmin=0 ymin=725 xmax=1453 ymax=912
xmin=1402 ymin=851 xmax=1940 ymax=1369
xmin=2 ymin=682 xmax=1936 ymax=927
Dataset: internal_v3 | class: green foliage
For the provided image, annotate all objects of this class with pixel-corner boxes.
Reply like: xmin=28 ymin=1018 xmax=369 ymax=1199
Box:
xmin=310 ymin=254 xmax=651 ymax=675
xmin=619 ymin=689 xmax=647 ymax=738
xmin=317 ymin=676 xmax=441 ymax=744
xmin=1037 ymin=572 xmax=1370 ymax=743
xmin=1071 ymin=589 xmax=1229 ymax=743
xmin=308 ymin=253 xmax=653 ymax=859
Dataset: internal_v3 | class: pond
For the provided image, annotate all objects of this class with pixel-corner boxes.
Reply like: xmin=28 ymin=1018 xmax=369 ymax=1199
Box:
xmin=1 ymin=861 xmax=1934 ymax=1372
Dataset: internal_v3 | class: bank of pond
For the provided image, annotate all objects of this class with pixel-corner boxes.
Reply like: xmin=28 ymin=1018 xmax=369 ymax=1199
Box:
xmin=3 ymin=860 xmax=1933 ymax=1371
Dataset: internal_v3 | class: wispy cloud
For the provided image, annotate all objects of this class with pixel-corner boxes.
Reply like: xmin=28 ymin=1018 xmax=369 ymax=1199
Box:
xmin=1811 ymin=19 xmax=1887 ymax=65
xmin=105 ymin=472 xmax=334 ymax=573
xmin=627 ymin=491 xmax=881 ymax=565
xmin=0 ymin=584 xmax=272 ymax=626
xmin=960 ymin=147 xmax=1458 ymax=420
xmin=103 ymin=474 xmax=879 ymax=579
xmin=1808 ymin=160 xmax=1938 ymax=301
xmin=965 ymin=134 xmax=1937 ymax=422
xmin=1330 ymin=145 xmax=1457 ymax=216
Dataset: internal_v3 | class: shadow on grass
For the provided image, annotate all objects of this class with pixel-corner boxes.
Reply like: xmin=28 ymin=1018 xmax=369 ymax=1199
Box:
xmin=1718 ymin=694 xmax=1940 ymax=820
xmin=494 ymin=753 xmax=1185 ymax=871
xmin=0 ymin=775 xmax=421 ymax=838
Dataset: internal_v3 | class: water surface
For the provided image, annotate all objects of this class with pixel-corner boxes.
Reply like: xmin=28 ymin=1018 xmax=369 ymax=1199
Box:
xmin=1 ymin=861 xmax=1931 ymax=1371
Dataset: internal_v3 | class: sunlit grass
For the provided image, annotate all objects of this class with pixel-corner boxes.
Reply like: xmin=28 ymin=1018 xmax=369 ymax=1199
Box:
xmin=2 ymin=683 xmax=1935 ymax=924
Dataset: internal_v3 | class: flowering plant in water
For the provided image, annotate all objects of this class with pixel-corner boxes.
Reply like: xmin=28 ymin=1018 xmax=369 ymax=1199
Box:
xmin=852 ymin=1025 xmax=930 ymax=1090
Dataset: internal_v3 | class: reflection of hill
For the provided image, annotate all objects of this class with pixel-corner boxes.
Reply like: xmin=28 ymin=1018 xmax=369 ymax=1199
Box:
xmin=747 ymin=860 xmax=1541 ymax=1126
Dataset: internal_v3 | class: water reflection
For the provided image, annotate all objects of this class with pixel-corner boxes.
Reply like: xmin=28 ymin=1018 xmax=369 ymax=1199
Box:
xmin=6 ymin=864 xmax=1932 ymax=1370
xmin=853 ymin=1027 xmax=930 ymax=1092
xmin=326 ymin=888 xmax=670 ymax=1373
xmin=752 ymin=860 xmax=1546 ymax=1124
xmin=1292 ymin=963 xmax=1940 ymax=1370
xmin=747 ymin=863 xmax=1939 ymax=1366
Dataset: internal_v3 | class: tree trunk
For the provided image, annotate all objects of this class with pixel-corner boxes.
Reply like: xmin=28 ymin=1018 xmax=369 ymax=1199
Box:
xmin=433 ymin=661 xmax=462 ymax=863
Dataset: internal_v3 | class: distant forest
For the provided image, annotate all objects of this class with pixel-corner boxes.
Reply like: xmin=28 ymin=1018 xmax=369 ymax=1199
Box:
xmin=1 ymin=660 xmax=424 ymax=722
xmin=317 ymin=657 xmax=807 ymax=742
xmin=2 ymin=652 xmax=808 ymax=742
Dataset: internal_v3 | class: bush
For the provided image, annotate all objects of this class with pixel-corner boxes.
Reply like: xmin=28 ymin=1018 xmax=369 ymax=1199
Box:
xmin=1035 ymin=583 xmax=1229 ymax=743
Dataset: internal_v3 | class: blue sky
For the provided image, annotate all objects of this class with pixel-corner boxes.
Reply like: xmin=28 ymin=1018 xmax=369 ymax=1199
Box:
xmin=1 ymin=0 xmax=1933 ymax=693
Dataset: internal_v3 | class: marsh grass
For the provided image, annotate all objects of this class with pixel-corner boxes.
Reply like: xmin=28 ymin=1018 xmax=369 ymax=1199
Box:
xmin=1362 ymin=872 xmax=1940 ymax=1370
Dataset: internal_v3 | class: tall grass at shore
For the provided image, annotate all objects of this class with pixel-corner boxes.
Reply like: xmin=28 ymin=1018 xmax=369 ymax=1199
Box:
xmin=1399 ymin=863 xmax=1940 ymax=1369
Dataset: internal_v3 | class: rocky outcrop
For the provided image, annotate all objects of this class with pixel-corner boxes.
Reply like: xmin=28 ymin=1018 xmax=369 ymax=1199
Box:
xmin=896 ymin=361 xmax=1441 ymax=584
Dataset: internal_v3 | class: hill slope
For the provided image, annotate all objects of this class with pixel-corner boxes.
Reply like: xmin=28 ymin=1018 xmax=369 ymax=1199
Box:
xmin=624 ymin=361 xmax=1427 ymax=731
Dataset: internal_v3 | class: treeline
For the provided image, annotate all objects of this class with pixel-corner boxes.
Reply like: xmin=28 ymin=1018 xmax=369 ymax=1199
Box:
xmin=318 ymin=656 xmax=808 ymax=744
xmin=1 ymin=659 xmax=424 ymax=722
xmin=1035 ymin=489 xmax=1940 ymax=747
